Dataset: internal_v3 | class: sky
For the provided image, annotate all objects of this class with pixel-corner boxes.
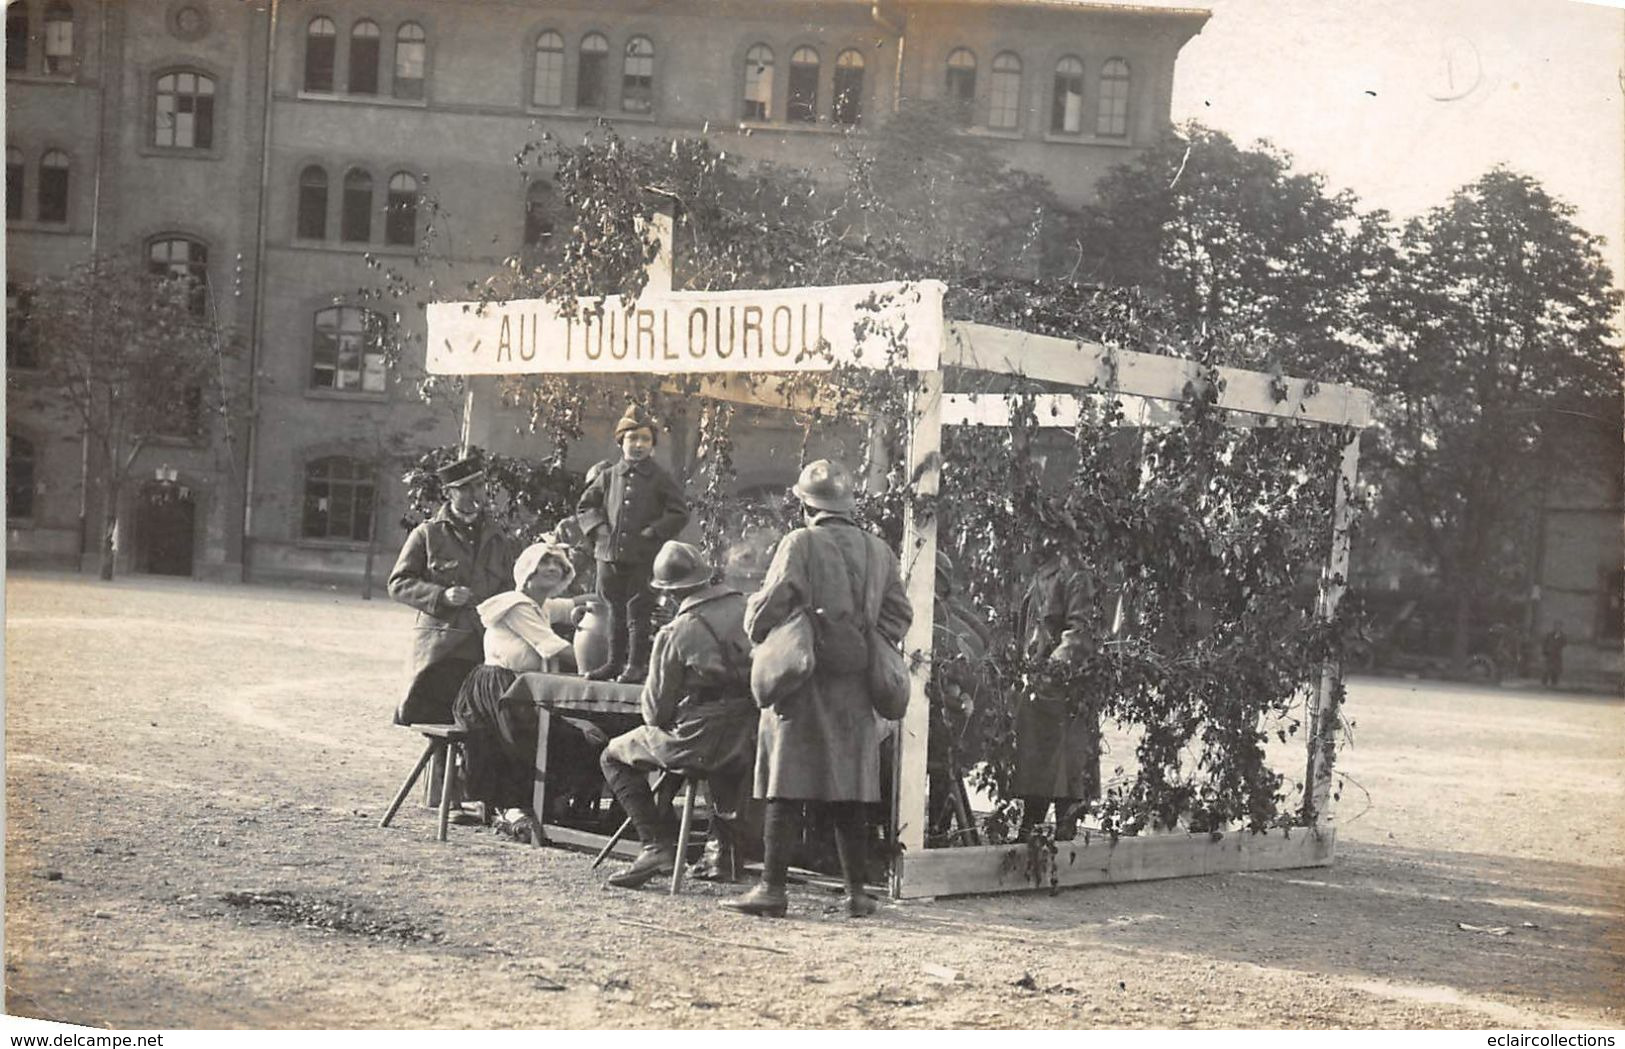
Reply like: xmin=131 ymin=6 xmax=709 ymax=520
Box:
xmin=1169 ymin=0 xmax=1625 ymax=281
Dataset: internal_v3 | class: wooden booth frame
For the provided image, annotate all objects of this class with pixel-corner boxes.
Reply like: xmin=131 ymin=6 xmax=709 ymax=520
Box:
xmin=436 ymin=255 xmax=1374 ymax=900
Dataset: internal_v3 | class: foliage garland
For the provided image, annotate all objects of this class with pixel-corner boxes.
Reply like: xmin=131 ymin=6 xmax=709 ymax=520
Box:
xmin=374 ymin=115 xmax=1358 ymax=843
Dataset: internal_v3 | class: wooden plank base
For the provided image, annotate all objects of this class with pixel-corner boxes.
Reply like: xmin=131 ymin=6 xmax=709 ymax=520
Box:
xmin=895 ymin=826 xmax=1335 ymax=899
xmin=541 ymin=823 xmax=642 ymax=862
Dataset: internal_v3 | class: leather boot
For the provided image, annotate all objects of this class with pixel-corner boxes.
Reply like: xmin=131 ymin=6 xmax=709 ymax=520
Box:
xmin=615 ymin=615 xmax=652 ymax=685
xmin=718 ymin=882 xmax=787 ymax=917
xmin=587 ymin=606 xmax=627 ymax=682
xmin=686 ymin=835 xmax=739 ymax=883
xmin=833 ymin=807 xmax=877 ymax=919
xmin=607 ymin=842 xmax=677 ymax=889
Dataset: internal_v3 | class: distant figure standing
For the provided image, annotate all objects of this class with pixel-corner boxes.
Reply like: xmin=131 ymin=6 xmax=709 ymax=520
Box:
xmin=1541 ymin=623 xmax=1568 ymax=687
xmin=388 ymin=455 xmax=517 ymax=726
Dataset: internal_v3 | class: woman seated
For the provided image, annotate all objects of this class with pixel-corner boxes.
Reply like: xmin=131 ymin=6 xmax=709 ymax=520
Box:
xmin=452 ymin=539 xmax=605 ymax=841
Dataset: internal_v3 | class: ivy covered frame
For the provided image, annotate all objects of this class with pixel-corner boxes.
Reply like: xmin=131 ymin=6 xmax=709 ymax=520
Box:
xmin=443 ymin=262 xmax=1375 ymax=900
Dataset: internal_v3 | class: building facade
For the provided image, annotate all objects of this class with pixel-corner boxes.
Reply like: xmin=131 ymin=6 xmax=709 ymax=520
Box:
xmin=6 ymin=0 xmax=1209 ymax=584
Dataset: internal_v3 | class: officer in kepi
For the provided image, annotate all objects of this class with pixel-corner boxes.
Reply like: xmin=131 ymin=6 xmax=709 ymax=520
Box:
xmin=600 ymin=541 xmax=759 ymax=889
xmin=387 ymin=454 xmax=518 ymax=726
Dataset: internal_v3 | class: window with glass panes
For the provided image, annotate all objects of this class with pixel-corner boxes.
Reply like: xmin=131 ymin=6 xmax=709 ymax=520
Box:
xmin=305 ymin=17 xmax=336 ymax=92
xmin=385 ymin=172 xmax=417 ymax=246
xmin=154 ymin=71 xmax=215 ymax=149
xmin=310 ymin=306 xmax=386 ymax=392
xmin=6 ymin=8 xmax=27 ymax=72
xmin=787 ymin=47 xmax=818 ymax=122
xmin=577 ymin=33 xmax=608 ymax=109
xmin=341 ymin=169 xmax=372 ymax=242
xmin=742 ymin=44 xmax=773 ymax=120
xmin=394 ymin=23 xmax=426 ymax=99
xmin=7 ymin=148 xmax=22 ymax=220
xmin=38 ymin=151 xmax=68 ymax=223
xmin=946 ymin=48 xmax=976 ymax=124
xmin=297 ymin=165 xmax=327 ymax=239
xmin=7 ymin=433 xmax=35 ymax=519
xmin=302 ymin=456 xmax=376 ymax=541
xmin=43 ymin=2 xmax=73 ymax=75
xmin=533 ymin=31 xmax=564 ymax=106
xmin=1097 ymin=58 xmax=1130 ymax=137
xmin=349 ymin=20 xmax=380 ymax=94
xmin=833 ymin=49 xmax=863 ymax=126
xmin=524 ymin=180 xmax=558 ymax=250
xmin=622 ymin=36 xmax=653 ymax=112
xmin=148 ymin=237 xmax=208 ymax=315
xmin=989 ymin=51 xmax=1021 ymax=129
xmin=1052 ymin=56 xmax=1084 ymax=133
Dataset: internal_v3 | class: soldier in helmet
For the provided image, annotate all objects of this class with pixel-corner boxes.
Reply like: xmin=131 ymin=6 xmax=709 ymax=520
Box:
xmin=575 ymin=405 xmax=691 ymax=684
xmin=600 ymin=541 xmax=759 ymax=889
xmin=723 ymin=459 xmax=913 ymax=919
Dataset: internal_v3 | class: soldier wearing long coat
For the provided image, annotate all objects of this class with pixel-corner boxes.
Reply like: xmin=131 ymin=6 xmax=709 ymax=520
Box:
xmin=387 ymin=457 xmax=517 ymax=725
xmin=1013 ymin=550 xmax=1103 ymax=839
xmin=722 ymin=459 xmax=912 ymax=920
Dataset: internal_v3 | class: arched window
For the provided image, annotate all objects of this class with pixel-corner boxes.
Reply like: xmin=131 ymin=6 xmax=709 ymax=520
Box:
xmin=1097 ymin=58 xmax=1130 ymax=137
xmin=348 ymin=19 xmax=380 ymax=95
xmin=622 ymin=35 xmax=654 ymax=113
xmin=341 ymin=168 xmax=372 ymax=243
xmin=577 ymin=32 xmax=608 ymax=109
xmin=787 ymin=46 xmax=818 ymax=123
xmin=989 ymin=51 xmax=1022 ymax=130
xmin=297 ymin=165 xmax=328 ymax=240
xmin=742 ymin=44 xmax=773 ymax=121
xmin=6 ymin=283 xmax=35 ymax=369
xmin=148 ymin=236 xmax=209 ymax=315
xmin=304 ymin=17 xmax=337 ymax=93
xmin=393 ymin=22 xmax=425 ymax=100
xmin=6 ymin=6 xmax=27 ymax=72
xmin=154 ymin=71 xmax=216 ymax=149
xmin=523 ymin=179 xmax=558 ymax=250
xmin=1051 ymin=55 xmax=1084 ymax=134
xmin=7 ymin=148 xmax=23 ymax=221
xmin=385 ymin=172 xmax=417 ymax=246
xmin=533 ymin=30 xmax=564 ymax=107
xmin=43 ymin=1 xmax=74 ymax=75
xmin=38 ymin=151 xmax=69 ymax=224
xmin=302 ymin=455 xmax=377 ymax=541
xmin=7 ymin=433 xmax=36 ymax=520
xmin=310 ymin=306 xmax=387 ymax=392
xmin=946 ymin=48 xmax=976 ymax=124
xmin=833 ymin=49 xmax=864 ymax=126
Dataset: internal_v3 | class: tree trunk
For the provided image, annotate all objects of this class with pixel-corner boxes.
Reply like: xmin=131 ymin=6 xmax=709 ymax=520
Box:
xmin=1450 ymin=587 xmax=1473 ymax=678
xmin=98 ymin=484 xmax=120 ymax=581
xmin=362 ymin=499 xmax=379 ymax=601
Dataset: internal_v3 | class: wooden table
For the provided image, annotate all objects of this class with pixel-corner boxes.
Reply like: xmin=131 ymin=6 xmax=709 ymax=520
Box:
xmin=498 ymin=671 xmax=643 ymax=831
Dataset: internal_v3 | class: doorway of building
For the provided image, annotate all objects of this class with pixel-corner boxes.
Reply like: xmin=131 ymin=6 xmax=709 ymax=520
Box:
xmin=137 ymin=480 xmax=195 ymax=577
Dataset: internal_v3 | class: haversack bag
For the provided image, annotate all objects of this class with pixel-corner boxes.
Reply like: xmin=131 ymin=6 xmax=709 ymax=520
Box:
xmin=868 ymin=635 xmax=911 ymax=720
xmin=750 ymin=607 xmax=816 ymax=710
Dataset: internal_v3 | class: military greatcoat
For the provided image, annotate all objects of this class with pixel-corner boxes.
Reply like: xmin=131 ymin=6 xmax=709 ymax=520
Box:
xmin=744 ymin=514 xmax=913 ymax=803
xmin=1012 ymin=555 xmax=1103 ymax=801
xmin=387 ymin=506 xmax=517 ymax=724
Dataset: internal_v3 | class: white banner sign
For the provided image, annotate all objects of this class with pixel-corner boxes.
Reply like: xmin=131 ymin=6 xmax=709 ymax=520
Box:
xmin=425 ymin=280 xmax=943 ymax=376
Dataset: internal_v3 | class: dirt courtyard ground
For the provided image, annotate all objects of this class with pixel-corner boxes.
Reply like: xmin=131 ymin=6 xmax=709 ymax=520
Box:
xmin=4 ymin=571 xmax=1622 ymax=1030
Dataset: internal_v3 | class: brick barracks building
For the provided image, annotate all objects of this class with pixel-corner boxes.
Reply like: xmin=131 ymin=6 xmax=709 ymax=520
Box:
xmin=5 ymin=0 xmax=1211 ymax=585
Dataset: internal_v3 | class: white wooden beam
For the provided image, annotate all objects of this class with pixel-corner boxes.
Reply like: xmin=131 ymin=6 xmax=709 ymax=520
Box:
xmin=896 ymin=827 xmax=1335 ymax=899
xmin=1306 ymin=432 xmax=1361 ymax=826
xmin=944 ymin=322 xmax=1374 ymax=428
xmin=893 ymin=368 xmax=942 ymax=877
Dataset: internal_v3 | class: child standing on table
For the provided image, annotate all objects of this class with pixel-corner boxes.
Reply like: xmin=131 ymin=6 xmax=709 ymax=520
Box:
xmin=575 ymin=405 xmax=690 ymax=684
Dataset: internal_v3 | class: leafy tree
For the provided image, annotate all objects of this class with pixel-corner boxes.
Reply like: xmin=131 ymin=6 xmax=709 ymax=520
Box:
xmin=1089 ymin=123 xmax=1394 ymax=382
xmin=21 ymin=253 xmax=240 ymax=580
xmin=1369 ymin=168 xmax=1624 ymax=671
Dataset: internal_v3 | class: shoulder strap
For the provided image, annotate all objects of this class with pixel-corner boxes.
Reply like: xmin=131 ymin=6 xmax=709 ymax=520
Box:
xmin=818 ymin=527 xmax=874 ymax=632
xmin=689 ymin=607 xmax=746 ymax=685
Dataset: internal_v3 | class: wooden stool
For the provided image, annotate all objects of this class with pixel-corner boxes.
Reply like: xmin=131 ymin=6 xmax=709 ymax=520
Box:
xmin=379 ymin=723 xmax=468 ymax=843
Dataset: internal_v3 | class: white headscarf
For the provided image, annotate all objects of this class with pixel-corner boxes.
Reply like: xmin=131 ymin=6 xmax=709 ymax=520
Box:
xmin=512 ymin=539 xmax=577 ymax=593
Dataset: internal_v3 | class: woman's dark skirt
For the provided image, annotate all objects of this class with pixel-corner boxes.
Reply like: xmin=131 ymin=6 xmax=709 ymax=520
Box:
xmin=451 ymin=665 xmax=609 ymax=812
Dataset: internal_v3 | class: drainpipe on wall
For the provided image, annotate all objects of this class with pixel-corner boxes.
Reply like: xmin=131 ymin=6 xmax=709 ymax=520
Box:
xmin=239 ymin=0 xmax=279 ymax=582
xmin=78 ymin=0 xmax=112 ymax=568
xmin=870 ymin=3 xmax=905 ymax=111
